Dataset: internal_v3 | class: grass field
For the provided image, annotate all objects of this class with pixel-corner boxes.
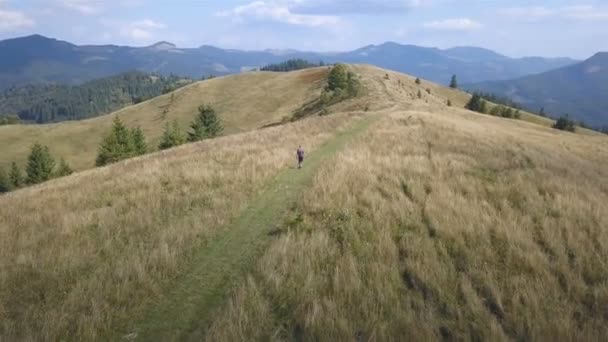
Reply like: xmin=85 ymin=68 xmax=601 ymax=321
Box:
xmin=0 ymin=68 xmax=329 ymax=171
xmin=1 ymin=65 xmax=607 ymax=341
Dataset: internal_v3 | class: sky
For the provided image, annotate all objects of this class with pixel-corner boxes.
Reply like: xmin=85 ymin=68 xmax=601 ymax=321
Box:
xmin=0 ymin=0 xmax=607 ymax=59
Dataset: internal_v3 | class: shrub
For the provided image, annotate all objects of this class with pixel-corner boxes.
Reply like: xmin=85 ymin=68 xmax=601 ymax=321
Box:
xmin=0 ymin=167 xmax=10 ymax=193
xmin=319 ymin=64 xmax=361 ymax=107
xmin=447 ymin=99 xmax=452 ymax=107
xmin=415 ymin=78 xmax=421 ymax=85
xmin=56 ymin=158 xmax=73 ymax=177
xmin=553 ymin=115 xmax=576 ymax=132
xmin=26 ymin=143 xmax=55 ymax=184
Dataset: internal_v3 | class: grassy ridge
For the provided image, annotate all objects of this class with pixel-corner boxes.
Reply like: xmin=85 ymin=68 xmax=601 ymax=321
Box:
xmin=0 ymin=68 xmax=328 ymax=171
xmin=207 ymin=107 xmax=608 ymax=341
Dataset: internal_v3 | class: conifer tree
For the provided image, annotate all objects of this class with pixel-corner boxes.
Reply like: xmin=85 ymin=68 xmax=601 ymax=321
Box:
xmin=189 ymin=105 xmax=223 ymax=142
xmin=56 ymin=158 xmax=73 ymax=177
xmin=96 ymin=116 xmax=134 ymax=166
xmin=415 ymin=77 xmax=421 ymax=85
xmin=327 ymin=64 xmax=349 ymax=91
xmin=131 ymin=127 xmax=147 ymax=155
xmin=449 ymin=75 xmax=458 ymax=88
xmin=539 ymin=107 xmax=546 ymax=117
xmin=466 ymin=94 xmax=483 ymax=112
xmin=0 ymin=167 xmax=10 ymax=193
xmin=159 ymin=120 xmax=186 ymax=150
xmin=9 ymin=161 xmax=22 ymax=188
xmin=26 ymin=143 xmax=55 ymax=184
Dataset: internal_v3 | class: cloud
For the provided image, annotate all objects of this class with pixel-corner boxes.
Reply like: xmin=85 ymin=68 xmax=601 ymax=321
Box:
xmin=0 ymin=8 xmax=35 ymax=32
xmin=118 ymin=19 xmax=167 ymax=42
xmin=502 ymin=5 xmax=608 ymax=21
xmin=502 ymin=6 xmax=554 ymax=22
xmin=423 ymin=18 xmax=482 ymax=31
xmin=288 ymin=0 xmax=427 ymax=15
xmin=58 ymin=0 xmax=144 ymax=15
xmin=563 ymin=5 xmax=608 ymax=20
xmin=217 ymin=1 xmax=340 ymax=27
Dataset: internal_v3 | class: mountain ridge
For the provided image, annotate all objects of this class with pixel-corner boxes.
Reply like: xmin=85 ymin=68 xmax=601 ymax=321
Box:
xmin=0 ymin=34 xmax=580 ymax=90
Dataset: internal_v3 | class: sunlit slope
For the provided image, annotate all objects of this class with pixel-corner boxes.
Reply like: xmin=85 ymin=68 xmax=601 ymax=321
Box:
xmin=0 ymin=68 xmax=328 ymax=171
xmin=1 ymin=64 xmax=608 ymax=341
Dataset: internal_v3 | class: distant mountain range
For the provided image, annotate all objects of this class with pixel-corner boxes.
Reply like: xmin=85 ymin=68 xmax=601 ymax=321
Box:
xmin=0 ymin=35 xmax=578 ymax=90
xmin=467 ymin=52 xmax=608 ymax=128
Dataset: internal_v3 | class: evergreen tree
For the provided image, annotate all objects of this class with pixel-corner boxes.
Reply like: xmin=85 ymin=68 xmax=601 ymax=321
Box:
xmin=26 ymin=143 xmax=55 ymax=184
xmin=539 ymin=107 xmax=546 ymax=117
xmin=56 ymin=158 xmax=73 ymax=177
xmin=189 ymin=105 xmax=223 ymax=142
xmin=0 ymin=167 xmax=10 ymax=193
xmin=415 ymin=77 xmax=421 ymax=85
xmin=9 ymin=161 xmax=22 ymax=188
xmin=553 ymin=115 xmax=576 ymax=132
xmin=466 ymin=94 xmax=483 ymax=112
xmin=159 ymin=121 xmax=186 ymax=150
xmin=327 ymin=64 xmax=349 ymax=91
xmin=449 ymin=75 xmax=458 ymax=89
xmin=131 ymin=127 xmax=147 ymax=155
xmin=417 ymin=90 xmax=422 ymax=99
xmin=96 ymin=116 xmax=134 ymax=166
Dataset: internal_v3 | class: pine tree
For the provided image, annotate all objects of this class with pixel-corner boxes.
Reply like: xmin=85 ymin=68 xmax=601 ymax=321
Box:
xmin=0 ymin=167 xmax=10 ymax=193
xmin=56 ymin=158 xmax=73 ymax=177
xmin=159 ymin=120 xmax=186 ymax=150
xmin=9 ymin=161 xmax=22 ymax=188
xmin=131 ymin=127 xmax=147 ymax=156
xmin=189 ymin=105 xmax=223 ymax=142
xmin=449 ymin=75 xmax=458 ymax=89
xmin=96 ymin=116 xmax=135 ymax=166
xmin=539 ymin=107 xmax=546 ymax=117
xmin=466 ymin=94 xmax=483 ymax=112
xmin=26 ymin=143 xmax=55 ymax=184
xmin=553 ymin=115 xmax=576 ymax=132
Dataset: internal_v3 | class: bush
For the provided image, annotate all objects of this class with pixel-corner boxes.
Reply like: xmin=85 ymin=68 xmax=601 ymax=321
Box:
xmin=447 ymin=99 xmax=452 ymax=107
xmin=319 ymin=64 xmax=361 ymax=107
xmin=159 ymin=120 xmax=186 ymax=150
xmin=415 ymin=78 xmax=421 ymax=85
xmin=0 ymin=115 xmax=20 ymax=126
xmin=553 ymin=115 xmax=576 ymax=132
xmin=26 ymin=143 xmax=55 ymax=184
xmin=466 ymin=94 xmax=487 ymax=113
xmin=56 ymin=158 xmax=73 ymax=177
xmin=0 ymin=167 xmax=10 ymax=193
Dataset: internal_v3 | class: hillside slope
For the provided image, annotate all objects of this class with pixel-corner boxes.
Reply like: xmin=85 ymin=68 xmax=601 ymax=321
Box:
xmin=0 ymin=67 xmax=329 ymax=171
xmin=1 ymin=65 xmax=607 ymax=341
xmin=468 ymin=52 xmax=608 ymax=127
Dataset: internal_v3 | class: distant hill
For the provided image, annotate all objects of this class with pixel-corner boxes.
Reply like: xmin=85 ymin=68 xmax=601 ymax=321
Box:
xmin=467 ymin=52 xmax=608 ymax=127
xmin=0 ymin=71 xmax=192 ymax=123
xmin=0 ymin=35 xmax=578 ymax=89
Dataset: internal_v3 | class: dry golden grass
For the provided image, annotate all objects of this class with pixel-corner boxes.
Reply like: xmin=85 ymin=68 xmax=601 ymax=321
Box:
xmin=0 ymin=68 xmax=328 ymax=171
xmin=0 ymin=111 xmax=362 ymax=341
xmin=206 ymin=70 xmax=608 ymax=341
xmin=1 ymin=64 xmax=607 ymax=341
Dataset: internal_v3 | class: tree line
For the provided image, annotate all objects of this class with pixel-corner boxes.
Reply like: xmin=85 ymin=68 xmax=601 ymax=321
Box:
xmin=0 ymin=71 xmax=193 ymax=123
xmin=1 ymin=104 xmax=223 ymax=194
xmin=261 ymin=59 xmax=325 ymax=72
xmin=0 ymin=144 xmax=72 ymax=193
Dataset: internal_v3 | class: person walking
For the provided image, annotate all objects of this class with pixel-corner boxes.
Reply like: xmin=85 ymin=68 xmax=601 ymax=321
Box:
xmin=296 ymin=146 xmax=305 ymax=169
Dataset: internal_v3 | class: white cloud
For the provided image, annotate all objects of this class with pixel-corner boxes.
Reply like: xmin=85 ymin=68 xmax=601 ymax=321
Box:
xmin=0 ymin=8 xmax=35 ymax=32
xmin=217 ymin=1 xmax=340 ymax=27
xmin=60 ymin=0 xmax=100 ymax=15
xmin=502 ymin=6 xmax=554 ymax=22
xmin=118 ymin=19 xmax=166 ymax=42
xmin=563 ymin=5 xmax=608 ymax=20
xmin=288 ymin=0 xmax=428 ymax=15
xmin=423 ymin=18 xmax=482 ymax=31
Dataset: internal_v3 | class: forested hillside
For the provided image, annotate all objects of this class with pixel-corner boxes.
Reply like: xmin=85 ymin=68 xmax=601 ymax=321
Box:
xmin=0 ymin=72 xmax=192 ymax=123
xmin=261 ymin=59 xmax=324 ymax=72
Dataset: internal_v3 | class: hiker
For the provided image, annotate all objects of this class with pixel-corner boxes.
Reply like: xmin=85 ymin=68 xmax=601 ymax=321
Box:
xmin=296 ymin=146 xmax=304 ymax=169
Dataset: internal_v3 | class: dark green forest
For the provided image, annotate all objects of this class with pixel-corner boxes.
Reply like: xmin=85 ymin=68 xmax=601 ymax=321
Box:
xmin=0 ymin=72 xmax=192 ymax=123
xmin=261 ymin=59 xmax=324 ymax=72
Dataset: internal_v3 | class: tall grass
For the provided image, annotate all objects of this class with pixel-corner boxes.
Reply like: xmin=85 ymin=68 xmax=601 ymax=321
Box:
xmin=0 ymin=112 xmax=361 ymax=340
xmin=207 ymin=109 xmax=608 ymax=341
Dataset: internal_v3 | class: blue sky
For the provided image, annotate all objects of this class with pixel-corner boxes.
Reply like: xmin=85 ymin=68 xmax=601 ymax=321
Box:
xmin=0 ymin=0 xmax=607 ymax=58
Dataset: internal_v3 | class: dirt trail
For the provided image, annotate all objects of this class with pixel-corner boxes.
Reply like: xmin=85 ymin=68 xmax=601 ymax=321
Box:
xmin=127 ymin=114 xmax=379 ymax=341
